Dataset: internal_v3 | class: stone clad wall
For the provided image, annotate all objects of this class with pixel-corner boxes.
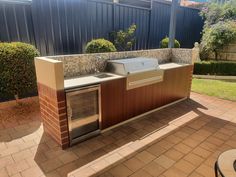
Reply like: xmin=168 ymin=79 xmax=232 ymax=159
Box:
xmin=49 ymin=49 xmax=172 ymax=79
xmin=172 ymin=43 xmax=200 ymax=64
xmin=209 ymin=42 xmax=236 ymax=61
xmin=172 ymin=49 xmax=193 ymax=64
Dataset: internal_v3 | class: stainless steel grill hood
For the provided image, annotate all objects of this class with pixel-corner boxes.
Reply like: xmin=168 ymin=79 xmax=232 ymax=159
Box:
xmin=107 ymin=57 xmax=164 ymax=90
xmin=107 ymin=57 xmax=160 ymax=75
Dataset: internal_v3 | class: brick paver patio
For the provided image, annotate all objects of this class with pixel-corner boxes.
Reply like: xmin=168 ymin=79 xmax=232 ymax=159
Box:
xmin=0 ymin=92 xmax=236 ymax=177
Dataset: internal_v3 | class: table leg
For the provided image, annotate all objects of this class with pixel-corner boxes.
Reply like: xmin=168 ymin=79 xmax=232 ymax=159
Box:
xmin=214 ymin=162 xmax=218 ymax=177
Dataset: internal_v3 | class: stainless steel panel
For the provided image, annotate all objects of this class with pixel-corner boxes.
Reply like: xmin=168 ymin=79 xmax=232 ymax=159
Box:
xmin=107 ymin=57 xmax=164 ymax=90
xmin=66 ymin=85 xmax=101 ymax=145
xmin=107 ymin=57 xmax=160 ymax=75
xmin=126 ymin=69 xmax=164 ymax=90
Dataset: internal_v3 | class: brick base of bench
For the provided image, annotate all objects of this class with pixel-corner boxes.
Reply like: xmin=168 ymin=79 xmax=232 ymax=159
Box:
xmin=37 ymin=83 xmax=69 ymax=149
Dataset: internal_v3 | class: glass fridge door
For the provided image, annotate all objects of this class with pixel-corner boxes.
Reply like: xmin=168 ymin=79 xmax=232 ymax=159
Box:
xmin=66 ymin=85 xmax=100 ymax=142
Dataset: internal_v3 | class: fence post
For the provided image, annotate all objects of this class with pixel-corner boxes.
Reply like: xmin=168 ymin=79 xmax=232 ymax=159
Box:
xmin=147 ymin=1 xmax=152 ymax=49
xmin=168 ymin=0 xmax=178 ymax=48
xmin=112 ymin=0 xmax=117 ymax=31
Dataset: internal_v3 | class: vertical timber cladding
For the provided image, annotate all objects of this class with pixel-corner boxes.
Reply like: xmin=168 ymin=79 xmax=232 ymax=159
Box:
xmin=101 ymin=65 xmax=193 ymax=129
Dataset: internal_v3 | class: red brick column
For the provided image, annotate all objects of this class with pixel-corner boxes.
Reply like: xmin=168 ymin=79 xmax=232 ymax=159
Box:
xmin=38 ymin=83 xmax=69 ymax=149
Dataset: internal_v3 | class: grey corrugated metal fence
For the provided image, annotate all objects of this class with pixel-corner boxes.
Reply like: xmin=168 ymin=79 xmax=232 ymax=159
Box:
xmin=0 ymin=0 xmax=35 ymax=45
xmin=148 ymin=0 xmax=203 ymax=49
xmin=0 ymin=0 xmax=203 ymax=56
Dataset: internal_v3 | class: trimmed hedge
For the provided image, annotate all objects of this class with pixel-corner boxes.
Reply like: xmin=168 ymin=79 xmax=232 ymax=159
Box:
xmin=194 ymin=61 xmax=236 ymax=76
xmin=85 ymin=38 xmax=117 ymax=53
xmin=0 ymin=42 xmax=40 ymax=101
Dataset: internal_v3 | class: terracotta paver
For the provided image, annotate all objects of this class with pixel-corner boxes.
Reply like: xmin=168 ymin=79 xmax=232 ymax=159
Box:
xmin=0 ymin=93 xmax=236 ymax=177
xmin=123 ymin=157 xmax=145 ymax=172
xmin=142 ymin=161 xmax=165 ymax=176
xmin=109 ymin=164 xmax=133 ymax=177
xmin=134 ymin=151 xmax=156 ymax=164
xmin=173 ymin=159 xmax=196 ymax=175
xmin=154 ymin=155 xmax=175 ymax=169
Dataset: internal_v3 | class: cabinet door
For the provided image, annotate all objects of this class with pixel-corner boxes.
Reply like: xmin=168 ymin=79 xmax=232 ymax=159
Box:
xmin=124 ymin=83 xmax=162 ymax=119
xmin=101 ymin=78 xmax=126 ymax=129
xmin=162 ymin=66 xmax=193 ymax=104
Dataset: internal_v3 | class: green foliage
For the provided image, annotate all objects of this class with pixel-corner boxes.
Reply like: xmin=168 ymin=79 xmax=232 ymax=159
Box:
xmin=85 ymin=38 xmax=117 ymax=53
xmin=194 ymin=60 xmax=236 ymax=76
xmin=159 ymin=37 xmax=180 ymax=48
xmin=0 ymin=42 xmax=40 ymax=100
xmin=200 ymin=21 xmax=236 ymax=59
xmin=200 ymin=0 xmax=236 ymax=27
xmin=200 ymin=0 xmax=236 ymax=60
xmin=110 ymin=24 xmax=137 ymax=51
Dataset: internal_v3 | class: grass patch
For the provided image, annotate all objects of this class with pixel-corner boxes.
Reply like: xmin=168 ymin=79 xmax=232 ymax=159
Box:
xmin=191 ymin=78 xmax=236 ymax=101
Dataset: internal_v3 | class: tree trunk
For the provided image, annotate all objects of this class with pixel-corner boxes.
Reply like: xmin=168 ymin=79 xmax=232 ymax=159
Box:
xmin=14 ymin=94 xmax=20 ymax=104
xmin=215 ymin=51 xmax=218 ymax=60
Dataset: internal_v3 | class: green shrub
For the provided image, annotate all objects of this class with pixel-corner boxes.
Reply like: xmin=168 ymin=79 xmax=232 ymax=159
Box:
xmin=200 ymin=0 xmax=236 ymax=27
xmin=0 ymin=42 xmax=40 ymax=100
xmin=160 ymin=37 xmax=180 ymax=48
xmin=85 ymin=38 xmax=117 ymax=53
xmin=199 ymin=0 xmax=236 ymax=60
xmin=110 ymin=24 xmax=137 ymax=51
xmin=200 ymin=21 xmax=236 ymax=60
xmin=194 ymin=61 xmax=236 ymax=76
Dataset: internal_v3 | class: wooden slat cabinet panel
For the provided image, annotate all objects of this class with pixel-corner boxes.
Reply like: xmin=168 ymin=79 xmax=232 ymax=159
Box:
xmin=124 ymin=82 xmax=163 ymax=119
xmin=100 ymin=78 xmax=126 ymax=129
xmin=101 ymin=65 xmax=193 ymax=129
xmin=162 ymin=66 xmax=192 ymax=103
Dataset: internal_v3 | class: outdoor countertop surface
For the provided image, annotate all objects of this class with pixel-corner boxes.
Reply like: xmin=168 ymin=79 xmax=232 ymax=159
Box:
xmin=64 ymin=72 xmax=125 ymax=90
xmin=159 ymin=62 xmax=189 ymax=70
xmin=64 ymin=62 xmax=190 ymax=90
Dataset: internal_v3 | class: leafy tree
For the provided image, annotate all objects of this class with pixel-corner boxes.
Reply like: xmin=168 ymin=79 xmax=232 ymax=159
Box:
xmin=201 ymin=21 xmax=236 ymax=60
xmin=110 ymin=24 xmax=137 ymax=51
xmin=199 ymin=0 xmax=236 ymax=60
xmin=200 ymin=0 xmax=236 ymax=27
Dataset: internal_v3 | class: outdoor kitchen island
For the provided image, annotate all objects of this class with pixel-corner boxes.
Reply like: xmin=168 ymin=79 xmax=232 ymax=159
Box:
xmin=64 ymin=62 xmax=193 ymax=130
xmin=35 ymin=48 xmax=197 ymax=149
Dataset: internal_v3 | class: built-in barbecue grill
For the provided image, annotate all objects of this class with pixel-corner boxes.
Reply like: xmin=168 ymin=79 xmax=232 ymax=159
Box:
xmin=107 ymin=57 xmax=164 ymax=90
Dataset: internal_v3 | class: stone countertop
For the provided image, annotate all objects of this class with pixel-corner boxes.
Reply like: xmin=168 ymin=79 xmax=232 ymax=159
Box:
xmin=64 ymin=62 xmax=191 ymax=90
xmin=64 ymin=73 xmax=125 ymax=90
xmin=159 ymin=62 xmax=189 ymax=70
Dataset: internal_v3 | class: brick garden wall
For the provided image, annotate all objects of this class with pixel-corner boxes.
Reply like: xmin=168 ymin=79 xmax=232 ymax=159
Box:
xmin=37 ymin=83 xmax=69 ymax=149
xmin=209 ymin=42 xmax=236 ymax=61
